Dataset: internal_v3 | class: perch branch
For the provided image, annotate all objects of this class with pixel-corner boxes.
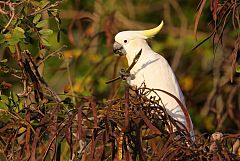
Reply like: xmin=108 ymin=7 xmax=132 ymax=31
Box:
xmin=106 ymin=49 xmax=142 ymax=84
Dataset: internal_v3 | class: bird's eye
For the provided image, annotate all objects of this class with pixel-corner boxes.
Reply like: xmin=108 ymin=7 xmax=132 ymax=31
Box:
xmin=124 ymin=40 xmax=128 ymax=43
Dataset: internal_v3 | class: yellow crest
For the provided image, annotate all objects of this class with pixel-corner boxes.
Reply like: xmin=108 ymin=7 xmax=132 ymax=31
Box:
xmin=142 ymin=21 xmax=164 ymax=38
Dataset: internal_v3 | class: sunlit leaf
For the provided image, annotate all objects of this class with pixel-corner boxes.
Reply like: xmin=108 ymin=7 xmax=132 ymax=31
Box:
xmin=82 ymin=91 xmax=91 ymax=96
xmin=0 ymin=102 xmax=8 ymax=110
xmin=8 ymin=46 xmax=16 ymax=53
xmin=236 ymin=65 xmax=240 ymax=73
xmin=33 ymin=14 xmax=41 ymax=24
xmin=0 ymin=59 xmax=8 ymax=63
xmin=18 ymin=101 xmax=24 ymax=111
xmin=13 ymin=27 xmax=25 ymax=38
xmin=36 ymin=20 xmax=48 ymax=28
xmin=15 ymin=27 xmax=25 ymax=34
xmin=40 ymin=0 xmax=50 ymax=8
xmin=39 ymin=29 xmax=53 ymax=35
xmin=0 ymin=95 xmax=9 ymax=105
xmin=8 ymin=37 xmax=19 ymax=45
xmin=4 ymin=33 xmax=11 ymax=40
xmin=11 ymin=92 xmax=19 ymax=103
xmin=6 ymin=27 xmax=25 ymax=45
xmin=42 ymin=38 xmax=51 ymax=46
xmin=18 ymin=127 xmax=26 ymax=134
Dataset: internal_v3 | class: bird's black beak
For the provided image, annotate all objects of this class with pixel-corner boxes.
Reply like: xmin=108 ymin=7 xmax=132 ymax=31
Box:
xmin=113 ymin=42 xmax=126 ymax=56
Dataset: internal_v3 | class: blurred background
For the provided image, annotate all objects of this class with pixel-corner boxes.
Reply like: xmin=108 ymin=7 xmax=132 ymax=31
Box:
xmin=0 ymin=0 xmax=239 ymax=145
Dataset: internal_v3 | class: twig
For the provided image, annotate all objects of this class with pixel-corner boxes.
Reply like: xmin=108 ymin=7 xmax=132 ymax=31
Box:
xmin=138 ymin=87 xmax=192 ymax=133
xmin=28 ymin=1 xmax=61 ymax=16
xmin=0 ymin=8 xmax=8 ymax=15
xmin=194 ymin=0 xmax=207 ymax=39
xmin=66 ymin=58 xmax=76 ymax=104
xmin=37 ymin=45 xmax=67 ymax=66
xmin=106 ymin=49 xmax=142 ymax=84
xmin=1 ymin=3 xmax=15 ymax=34
xmin=15 ymin=44 xmax=30 ymax=97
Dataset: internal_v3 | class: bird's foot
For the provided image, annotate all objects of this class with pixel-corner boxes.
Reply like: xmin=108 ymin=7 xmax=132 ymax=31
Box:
xmin=119 ymin=69 xmax=135 ymax=80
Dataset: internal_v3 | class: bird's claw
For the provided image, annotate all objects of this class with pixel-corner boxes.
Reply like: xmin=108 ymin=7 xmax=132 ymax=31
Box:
xmin=119 ymin=69 xmax=131 ymax=80
xmin=119 ymin=69 xmax=130 ymax=80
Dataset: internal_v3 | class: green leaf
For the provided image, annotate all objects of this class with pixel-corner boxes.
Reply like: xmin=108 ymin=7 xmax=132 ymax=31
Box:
xmin=0 ymin=110 xmax=11 ymax=123
xmin=0 ymin=59 xmax=8 ymax=63
xmin=40 ymin=0 xmax=50 ymax=8
xmin=0 ymin=95 xmax=9 ymax=105
xmin=13 ymin=27 xmax=25 ymax=39
xmin=0 ymin=102 xmax=8 ymax=110
xmin=14 ymin=19 xmax=22 ymax=27
xmin=42 ymin=38 xmax=51 ymax=46
xmin=33 ymin=14 xmax=41 ymax=24
xmin=0 ymin=34 xmax=4 ymax=43
xmin=4 ymin=33 xmax=12 ymax=40
xmin=11 ymin=19 xmax=17 ymax=26
xmin=19 ymin=101 xmax=24 ymax=111
xmin=82 ymin=91 xmax=91 ymax=96
xmin=236 ymin=65 xmax=240 ymax=73
xmin=10 ymin=91 xmax=19 ymax=103
xmin=39 ymin=29 xmax=53 ymax=36
xmin=8 ymin=37 xmax=20 ymax=45
xmin=36 ymin=20 xmax=48 ymax=28
xmin=8 ymin=46 xmax=16 ymax=53
xmin=7 ymin=27 xmax=26 ymax=45
xmin=15 ymin=27 xmax=25 ymax=34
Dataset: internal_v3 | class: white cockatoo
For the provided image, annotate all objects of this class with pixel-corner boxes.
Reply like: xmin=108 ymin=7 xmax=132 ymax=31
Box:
xmin=113 ymin=21 xmax=194 ymax=140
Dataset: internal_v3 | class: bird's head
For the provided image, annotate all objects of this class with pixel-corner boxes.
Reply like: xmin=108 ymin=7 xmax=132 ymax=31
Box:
xmin=113 ymin=21 xmax=164 ymax=58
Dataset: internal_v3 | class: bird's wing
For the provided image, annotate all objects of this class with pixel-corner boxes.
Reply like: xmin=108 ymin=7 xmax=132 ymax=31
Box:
xmin=142 ymin=53 xmax=186 ymax=119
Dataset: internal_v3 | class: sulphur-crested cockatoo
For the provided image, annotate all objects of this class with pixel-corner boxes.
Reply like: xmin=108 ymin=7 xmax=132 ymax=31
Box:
xmin=113 ymin=21 xmax=194 ymax=140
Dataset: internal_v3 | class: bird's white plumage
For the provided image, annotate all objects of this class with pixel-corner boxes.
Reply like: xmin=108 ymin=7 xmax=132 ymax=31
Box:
xmin=114 ymin=22 xmax=194 ymax=139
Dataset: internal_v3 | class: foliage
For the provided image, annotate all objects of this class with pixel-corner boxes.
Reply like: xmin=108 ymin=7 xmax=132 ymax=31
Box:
xmin=0 ymin=0 xmax=240 ymax=160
